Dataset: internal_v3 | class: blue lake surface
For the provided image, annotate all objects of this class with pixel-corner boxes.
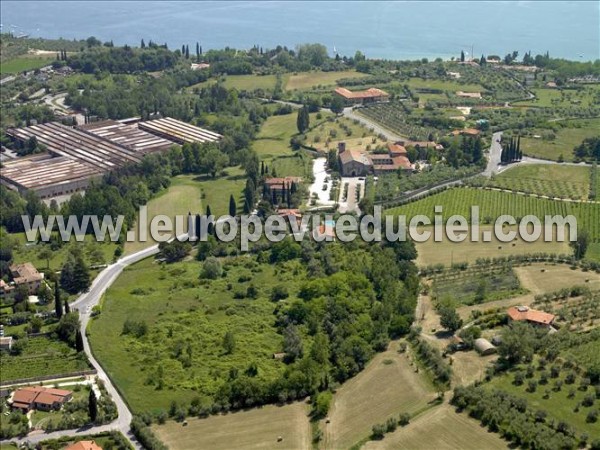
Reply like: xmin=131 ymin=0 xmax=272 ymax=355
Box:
xmin=1 ymin=1 xmax=598 ymax=61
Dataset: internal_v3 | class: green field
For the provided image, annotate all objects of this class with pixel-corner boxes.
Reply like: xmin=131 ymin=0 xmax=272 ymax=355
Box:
xmin=491 ymin=164 xmax=591 ymax=200
xmin=520 ymin=118 xmax=600 ymax=162
xmin=88 ymin=256 xmax=298 ymax=413
xmin=7 ymin=233 xmax=117 ymax=272
xmin=124 ymin=172 xmax=245 ymax=254
xmin=514 ymin=86 xmax=600 ymax=109
xmin=0 ymin=336 xmax=91 ymax=383
xmin=0 ymin=55 xmax=54 ymax=74
xmin=387 ymin=187 xmax=600 ymax=242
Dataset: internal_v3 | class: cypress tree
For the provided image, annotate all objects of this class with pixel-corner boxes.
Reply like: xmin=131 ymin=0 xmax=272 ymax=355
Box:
xmin=229 ymin=195 xmax=236 ymax=217
xmin=64 ymin=300 xmax=70 ymax=314
xmin=185 ymin=44 xmax=190 ymax=59
xmin=54 ymin=281 xmax=63 ymax=319
xmin=75 ymin=329 xmax=84 ymax=352
xmin=88 ymin=389 xmax=98 ymax=423
xmin=141 ymin=38 xmax=145 ymax=48
xmin=196 ymin=42 xmax=200 ymax=62
xmin=195 ymin=214 xmax=201 ymax=241
xmin=296 ymin=106 xmax=310 ymax=134
xmin=206 ymin=205 xmax=214 ymax=235
xmin=261 ymin=161 xmax=265 ymax=176
xmin=181 ymin=44 xmax=185 ymax=55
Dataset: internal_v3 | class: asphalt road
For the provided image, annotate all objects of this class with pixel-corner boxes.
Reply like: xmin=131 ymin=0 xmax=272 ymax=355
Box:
xmin=6 ymin=244 xmax=161 ymax=448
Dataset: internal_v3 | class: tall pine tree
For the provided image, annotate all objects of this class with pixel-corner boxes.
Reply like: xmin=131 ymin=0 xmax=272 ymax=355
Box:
xmin=229 ymin=195 xmax=237 ymax=217
xmin=75 ymin=329 xmax=84 ymax=352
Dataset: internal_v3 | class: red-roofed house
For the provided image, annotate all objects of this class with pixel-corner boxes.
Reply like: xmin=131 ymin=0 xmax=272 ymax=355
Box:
xmin=65 ymin=441 xmax=103 ymax=450
xmin=10 ymin=386 xmax=72 ymax=411
xmin=507 ymin=306 xmax=555 ymax=328
xmin=334 ymin=87 xmax=389 ymax=105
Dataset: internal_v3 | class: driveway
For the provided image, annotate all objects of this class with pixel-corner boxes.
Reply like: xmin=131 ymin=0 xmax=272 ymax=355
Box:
xmin=307 ymin=157 xmax=335 ymax=208
xmin=338 ymin=177 xmax=365 ymax=214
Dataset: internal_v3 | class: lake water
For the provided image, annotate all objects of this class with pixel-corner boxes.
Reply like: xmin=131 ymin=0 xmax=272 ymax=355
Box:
xmin=1 ymin=1 xmax=598 ymax=61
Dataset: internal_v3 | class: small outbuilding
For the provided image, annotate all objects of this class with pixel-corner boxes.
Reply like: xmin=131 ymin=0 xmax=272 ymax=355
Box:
xmin=474 ymin=338 xmax=497 ymax=356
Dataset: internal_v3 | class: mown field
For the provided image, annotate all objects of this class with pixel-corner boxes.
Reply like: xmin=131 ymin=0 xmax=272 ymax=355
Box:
xmin=491 ymin=164 xmax=591 ymax=200
xmin=363 ymin=403 xmax=509 ymax=450
xmin=520 ymin=118 xmax=600 ymax=162
xmin=322 ymin=341 xmax=436 ymax=450
xmin=414 ymin=225 xmax=570 ymax=267
xmin=387 ymin=187 xmax=600 ymax=242
xmin=124 ymin=171 xmax=245 ymax=254
xmin=285 ymin=70 xmax=369 ymax=91
xmin=0 ymin=336 xmax=90 ymax=383
xmin=88 ymin=256 xmax=300 ymax=413
xmin=153 ymin=402 xmax=311 ymax=450
xmin=0 ymin=55 xmax=54 ymax=74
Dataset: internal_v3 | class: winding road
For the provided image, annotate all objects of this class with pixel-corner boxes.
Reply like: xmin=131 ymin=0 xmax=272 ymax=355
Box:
xmin=6 ymin=245 xmax=162 ymax=448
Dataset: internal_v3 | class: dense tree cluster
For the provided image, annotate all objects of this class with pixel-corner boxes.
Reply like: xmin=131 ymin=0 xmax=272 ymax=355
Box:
xmin=574 ymin=137 xmax=600 ymax=162
xmin=68 ymin=46 xmax=177 ymax=74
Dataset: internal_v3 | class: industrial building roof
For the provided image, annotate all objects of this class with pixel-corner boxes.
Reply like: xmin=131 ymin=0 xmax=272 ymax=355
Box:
xmin=0 ymin=153 xmax=101 ymax=190
xmin=79 ymin=120 xmax=174 ymax=154
xmin=7 ymin=122 xmax=141 ymax=171
xmin=138 ymin=117 xmax=222 ymax=144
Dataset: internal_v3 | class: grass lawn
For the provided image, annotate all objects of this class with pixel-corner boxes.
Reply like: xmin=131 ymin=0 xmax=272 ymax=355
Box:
xmin=153 ymin=401 xmax=311 ymax=450
xmin=520 ymin=118 xmax=600 ymax=162
xmin=488 ymin=369 xmax=600 ymax=441
xmin=0 ymin=336 xmax=90 ymax=383
xmin=586 ymin=243 xmax=600 ymax=262
xmin=322 ymin=341 xmax=436 ymax=450
xmin=0 ymin=55 xmax=54 ymax=74
xmin=363 ymin=403 xmax=509 ymax=450
xmin=88 ymin=256 xmax=306 ymax=414
xmin=491 ymin=164 xmax=591 ymax=200
xmin=285 ymin=70 xmax=368 ymax=91
xmin=124 ymin=171 xmax=245 ymax=254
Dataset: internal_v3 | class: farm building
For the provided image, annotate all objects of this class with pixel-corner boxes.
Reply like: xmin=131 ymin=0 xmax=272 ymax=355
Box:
xmin=65 ymin=440 xmax=103 ymax=450
xmin=474 ymin=338 xmax=497 ymax=355
xmin=338 ymin=141 xmax=414 ymax=176
xmin=334 ymin=87 xmax=389 ymax=105
xmin=0 ymin=279 xmax=15 ymax=298
xmin=10 ymin=386 xmax=72 ymax=411
xmin=264 ymin=176 xmax=302 ymax=197
xmin=507 ymin=306 xmax=555 ymax=328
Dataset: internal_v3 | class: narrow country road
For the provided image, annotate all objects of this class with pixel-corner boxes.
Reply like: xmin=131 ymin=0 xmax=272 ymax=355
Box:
xmin=483 ymin=131 xmax=503 ymax=177
xmin=5 ymin=244 xmax=162 ymax=449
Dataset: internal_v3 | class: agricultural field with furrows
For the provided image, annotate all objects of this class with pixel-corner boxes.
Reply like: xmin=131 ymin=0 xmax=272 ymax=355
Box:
xmin=386 ymin=187 xmax=600 ymax=242
xmin=431 ymin=266 xmax=525 ymax=306
xmin=513 ymin=85 xmax=600 ymax=109
xmin=487 ymin=165 xmax=591 ymax=200
xmin=0 ymin=336 xmax=91 ymax=382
